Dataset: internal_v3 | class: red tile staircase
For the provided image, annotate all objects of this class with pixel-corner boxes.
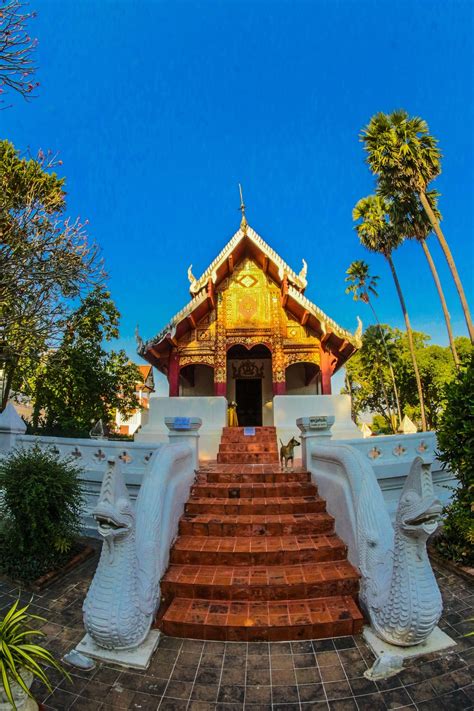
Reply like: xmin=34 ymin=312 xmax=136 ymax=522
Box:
xmin=156 ymin=426 xmax=364 ymax=641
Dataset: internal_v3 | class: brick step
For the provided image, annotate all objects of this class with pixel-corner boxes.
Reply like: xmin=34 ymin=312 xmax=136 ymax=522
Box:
xmin=220 ymin=434 xmax=279 ymax=444
xmin=161 ymin=560 xmax=360 ymax=601
xmin=222 ymin=427 xmax=276 ymax=433
xmin=217 ymin=452 xmax=280 ymax=464
xmin=218 ymin=442 xmax=279 ymax=453
xmin=158 ymin=595 xmax=364 ymax=641
xmin=185 ymin=496 xmax=326 ymax=515
xmin=206 ymin=469 xmax=311 ymax=483
xmin=170 ymin=533 xmax=347 ymax=566
xmin=191 ymin=481 xmax=318 ymax=498
xmin=179 ymin=512 xmax=335 ymax=537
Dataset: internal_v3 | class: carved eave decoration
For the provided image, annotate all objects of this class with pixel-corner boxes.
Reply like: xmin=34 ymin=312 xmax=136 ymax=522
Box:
xmin=139 ymin=220 xmax=361 ymax=373
xmin=284 ymin=285 xmax=362 ymax=370
xmin=187 ymin=225 xmax=308 ymax=296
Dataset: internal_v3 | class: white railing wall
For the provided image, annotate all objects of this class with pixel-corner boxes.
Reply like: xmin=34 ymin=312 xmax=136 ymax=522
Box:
xmin=303 ymin=429 xmax=455 ymax=520
xmin=11 ymin=434 xmax=163 ymax=536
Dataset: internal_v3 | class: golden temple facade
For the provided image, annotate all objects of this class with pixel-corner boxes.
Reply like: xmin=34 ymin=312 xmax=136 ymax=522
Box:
xmin=139 ymin=216 xmax=361 ymax=426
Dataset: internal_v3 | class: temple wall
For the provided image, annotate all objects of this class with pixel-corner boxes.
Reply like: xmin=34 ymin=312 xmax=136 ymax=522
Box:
xmin=285 ymin=363 xmax=321 ymax=395
xmin=274 ymin=394 xmax=362 ymax=445
xmin=135 ymin=396 xmax=227 ymax=459
xmin=180 ymin=365 xmax=214 ymax=397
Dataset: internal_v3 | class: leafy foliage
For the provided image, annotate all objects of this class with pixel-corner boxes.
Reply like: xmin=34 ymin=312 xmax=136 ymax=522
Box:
xmin=360 ymin=110 xmax=441 ymax=194
xmin=345 ymin=261 xmax=379 ymax=303
xmin=0 ymin=443 xmax=84 ymax=581
xmin=0 ymin=140 xmax=103 ymax=409
xmin=0 ymin=599 xmax=70 ymax=709
xmin=345 ymin=326 xmax=471 ymax=431
xmin=359 ymin=109 xmax=474 ymax=345
xmin=24 ymin=287 xmax=141 ymax=436
xmin=434 ymin=354 xmax=474 ymax=565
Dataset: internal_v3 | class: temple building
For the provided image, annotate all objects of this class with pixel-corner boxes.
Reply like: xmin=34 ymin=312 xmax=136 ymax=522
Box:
xmin=138 ymin=210 xmax=361 ymax=429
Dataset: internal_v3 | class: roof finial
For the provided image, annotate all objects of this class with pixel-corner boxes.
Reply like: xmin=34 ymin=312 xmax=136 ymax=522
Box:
xmin=238 ymin=183 xmax=248 ymax=232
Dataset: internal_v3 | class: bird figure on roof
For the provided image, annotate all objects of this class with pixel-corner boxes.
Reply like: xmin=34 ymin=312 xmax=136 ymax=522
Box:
xmin=187 ymin=264 xmax=197 ymax=285
xmin=135 ymin=324 xmax=144 ymax=351
xmin=298 ymin=259 xmax=308 ymax=284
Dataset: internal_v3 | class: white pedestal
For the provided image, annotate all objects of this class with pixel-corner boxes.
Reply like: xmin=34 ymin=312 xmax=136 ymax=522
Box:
xmin=76 ymin=631 xmax=161 ymax=670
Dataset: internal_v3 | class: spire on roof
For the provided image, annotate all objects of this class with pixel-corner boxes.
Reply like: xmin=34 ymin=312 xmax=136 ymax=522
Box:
xmin=238 ymin=183 xmax=248 ymax=233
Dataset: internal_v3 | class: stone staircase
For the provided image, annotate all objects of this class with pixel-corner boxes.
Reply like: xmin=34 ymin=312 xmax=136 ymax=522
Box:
xmin=216 ymin=425 xmax=279 ymax=464
xmin=156 ymin=426 xmax=364 ymax=641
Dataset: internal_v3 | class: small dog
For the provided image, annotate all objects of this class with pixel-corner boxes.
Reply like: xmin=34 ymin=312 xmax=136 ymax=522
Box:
xmin=280 ymin=437 xmax=300 ymax=470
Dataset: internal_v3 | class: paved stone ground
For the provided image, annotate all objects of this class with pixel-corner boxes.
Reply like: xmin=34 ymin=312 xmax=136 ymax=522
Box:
xmin=0 ymin=548 xmax=472 ymax=711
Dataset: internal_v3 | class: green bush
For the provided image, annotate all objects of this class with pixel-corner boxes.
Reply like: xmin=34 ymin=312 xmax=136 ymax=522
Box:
xmin=0 ymin=443 xmax=85 ymax=582
xmin=434 ymin=353 xmax=474 ymax=566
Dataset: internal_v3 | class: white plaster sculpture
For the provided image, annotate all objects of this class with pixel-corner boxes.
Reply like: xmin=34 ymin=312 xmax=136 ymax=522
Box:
xmin=360 ymin=422 xmax=372 ymax=438
xmin=364 ymin=653 xmax=403 ymax=680
xmin=83 ymin=444 xmax=193 ymax=650
xmin=358 ymin=456 xmax=443 ymax=646
xmin=310 ymin=442 xmax=443 ymax=647
xmin=398 ymin=414 xmax=418 ymax=434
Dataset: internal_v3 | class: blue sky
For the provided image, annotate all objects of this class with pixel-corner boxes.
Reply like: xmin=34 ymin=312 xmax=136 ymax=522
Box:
xmin=2 ymin=0 xmax=473 ymax=381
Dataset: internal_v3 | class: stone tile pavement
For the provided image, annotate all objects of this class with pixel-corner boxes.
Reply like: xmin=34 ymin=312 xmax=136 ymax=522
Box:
xmin=0 ymin=548 xmax=472 ymax=710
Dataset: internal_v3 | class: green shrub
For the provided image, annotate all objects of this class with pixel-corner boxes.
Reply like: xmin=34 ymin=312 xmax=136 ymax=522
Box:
xmin=0 ymin=599 xmax=71 ymax=709
xmin=0 ymin=443 xmax=84 ymax=582
xmin=434 ymin=353 xmax=474 ymax=566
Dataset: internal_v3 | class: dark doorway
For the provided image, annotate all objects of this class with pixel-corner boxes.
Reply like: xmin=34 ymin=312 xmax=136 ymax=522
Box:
xmin=235 ymin=379 xmax=262 ymax=426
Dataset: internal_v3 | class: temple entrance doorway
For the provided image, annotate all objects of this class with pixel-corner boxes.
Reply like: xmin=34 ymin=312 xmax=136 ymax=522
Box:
xmin=226 ymin=343 xmax=273 ymax=426
xmin=235 ymin=378 xmax=262 ymax=426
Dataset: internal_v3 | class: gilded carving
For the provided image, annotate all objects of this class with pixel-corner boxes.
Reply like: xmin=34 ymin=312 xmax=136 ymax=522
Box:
xmin=285 ymin=351 xmax=320 ymax=366
xmin=221 ymin=258 xmax=273 ymax=328
xmin=231 ymin=361 xmax=265 ymax=379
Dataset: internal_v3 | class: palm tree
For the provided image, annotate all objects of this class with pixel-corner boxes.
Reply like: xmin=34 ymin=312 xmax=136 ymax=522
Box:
xmin=388 ymin=190 xmax=460 ymax=366
xmin=353 ymin=194 xmax=427 ymax=431
xmin=345 ymin=260 xmax=402 ymax=428
xmin=361 ymin=110 xmax=473 ymax=343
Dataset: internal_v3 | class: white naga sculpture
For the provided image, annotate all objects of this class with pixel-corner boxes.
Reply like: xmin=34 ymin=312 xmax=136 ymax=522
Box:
xmin=83 ymin=446 xmax=193 ymax=649
xmin=311 ymin=444 xmax=443 ymax=647
xmin=358 ymin=456 xmax=443 ymax=645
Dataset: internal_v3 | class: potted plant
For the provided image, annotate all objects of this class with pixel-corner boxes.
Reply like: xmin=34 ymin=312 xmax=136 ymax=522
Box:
xmin=0 ymin=600 xmax=71 ymax=710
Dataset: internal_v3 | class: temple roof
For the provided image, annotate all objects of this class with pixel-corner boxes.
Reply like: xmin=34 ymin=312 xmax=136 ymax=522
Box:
xmin=137 ymin=221 xmax=362 ymax=369
xmin=187 ymin=223 xmax=308 ymax=295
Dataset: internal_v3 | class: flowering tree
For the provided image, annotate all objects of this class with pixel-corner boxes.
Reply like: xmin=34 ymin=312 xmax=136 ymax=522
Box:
xmin=0 ymin=0 xmax=39 ymax=105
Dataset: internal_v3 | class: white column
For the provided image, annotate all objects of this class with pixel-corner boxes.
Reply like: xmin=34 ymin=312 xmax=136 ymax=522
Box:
xmin=0 ymin=402 xmax=27 ymax=453
xmin=165 ymin=417 xmax=202 ymax=470
xmin=296 ymin=416 xmax=335 ymax=469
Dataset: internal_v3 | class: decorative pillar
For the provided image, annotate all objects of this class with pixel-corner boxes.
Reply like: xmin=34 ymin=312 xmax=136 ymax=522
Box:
xmin=271 ymin=294 xmax=286 ymax=396
xmin=214 ymin=381 xmax=226 ymax=397
xmin=320 ymin=348 xmax=336 ymax=395
xmin=273 ymin=381 xmax=286 ymax=396
xmin=165 ymin=417 xmax=202 ymax=471
xmin=296 ymin=416 xmax=335 ymax=469
xmin=168 ymin=350 xmax=180 ymax=397
xmin=214 ymin=297 xmax=227 ymax=397
xmin=0 ymin=402 xmax=26 ymax=453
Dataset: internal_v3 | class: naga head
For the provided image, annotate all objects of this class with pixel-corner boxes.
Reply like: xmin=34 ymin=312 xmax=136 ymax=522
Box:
xmin=397 ymin=457 xmax=442 ymax=539
xmin=93 ymin=457 xmax=134 ymax=542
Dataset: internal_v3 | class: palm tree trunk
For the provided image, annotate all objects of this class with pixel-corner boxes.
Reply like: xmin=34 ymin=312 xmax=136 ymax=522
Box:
xmin=367 ymin=299 xmax=403 ymax=425
xmin=386 ymin=254 xmax=427 ymax=431
xmin=378 ymin=371 xmax=396 ymax=433
xmin=1 ymin=363 xmax=15 ymax=412
xmin=419 ymin=238 xmax=460 ymax=366
xmin=419 ymin=190 xmax=474 ymax=343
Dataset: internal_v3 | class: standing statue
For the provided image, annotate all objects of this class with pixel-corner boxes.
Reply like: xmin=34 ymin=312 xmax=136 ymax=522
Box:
xmin=83 ymin=459 xmax=150 ymax=649
xmin=83 ymin=445 xmax=193 ymax=651
xmin=358 ymin=457 xmax=443 ymax=646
